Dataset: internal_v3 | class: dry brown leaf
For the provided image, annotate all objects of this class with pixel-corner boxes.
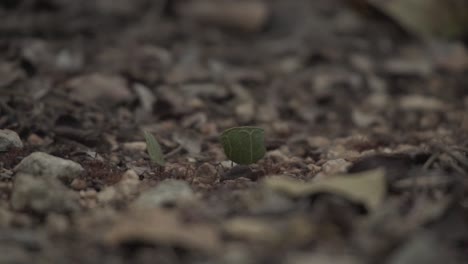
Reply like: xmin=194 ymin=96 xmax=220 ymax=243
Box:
xmin=105 ymin=209 xmax=221 ymax=253
xmin=263 ymin=169 xmax=386 ymax=211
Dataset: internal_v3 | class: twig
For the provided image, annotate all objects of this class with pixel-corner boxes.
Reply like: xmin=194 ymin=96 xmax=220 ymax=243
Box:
xmin=423 ymin=152 xmax=440 ymax=170
xmin=164 ymin=145 xmax=183 ymax=159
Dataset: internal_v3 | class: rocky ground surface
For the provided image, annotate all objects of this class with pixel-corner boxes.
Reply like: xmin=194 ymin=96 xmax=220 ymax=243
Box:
xmin=1 ymin=0 xmax=468 ymax=263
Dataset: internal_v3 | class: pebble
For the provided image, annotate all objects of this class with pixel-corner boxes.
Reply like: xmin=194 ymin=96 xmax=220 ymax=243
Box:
xmin=46 ymin=213 xmax=69 ymax=234
xmin=399 ymin=95 xmax=445 ymax=111
xmin=235 ymin=103 xmax=255 ymax=123
xmin=14 ymin=152 xmax=84 ymax=185
xmin=0 ymin=129 xmax=23 ymax=152
xmin=64 ymin=73 xmax=131 ymax=105
xmin=27 ymin=133 xmax=46 ymax=146
xmin=11 ymin=173 xmax=80 ymax=213
xmin=320 ymin=159 xmax=351 ymax=176
xmin=97 ymin=170 xmax=140 ymax=204
xmin=194 ymin=163 xmax=218 ymax=184
xmin=0 ymin=207 xmax=13 ymax=227
xmin=10 ymin=152 xmax=83 ymax=213
xmin=133 ymin=179 xmax=194 ymax=208
xmin=122 ymin=141 xmax=147 ymax=152
xmin=70 ymin=178 xmax=87 ymax=191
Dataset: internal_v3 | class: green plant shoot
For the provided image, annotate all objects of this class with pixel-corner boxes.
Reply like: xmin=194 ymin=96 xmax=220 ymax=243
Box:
xmin=220 ymin=126 xmax=266 ymax=165
xmin=143 ymin=131 xmax=165 ymax=166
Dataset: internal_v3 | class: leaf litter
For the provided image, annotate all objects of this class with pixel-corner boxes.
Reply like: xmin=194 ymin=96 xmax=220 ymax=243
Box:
xmin=1 ymin=0 xmax=468 ymax=263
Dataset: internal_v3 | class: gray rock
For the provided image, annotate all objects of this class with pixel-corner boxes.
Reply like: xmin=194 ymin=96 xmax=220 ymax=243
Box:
xmin=133 ymin=179 xmax=194 ymax=208
xmin=11 ymin=173 xmax=79 ymax=213
xmin=10 ymin=152 xmax=83 ymax=213
xmin=0 ymin=129 xmax=23 ymax=152
xmin=14 ymin=152 xmax=84 ymax=185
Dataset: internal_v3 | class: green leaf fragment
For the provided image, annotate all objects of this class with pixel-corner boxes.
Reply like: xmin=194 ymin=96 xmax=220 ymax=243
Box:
xmin=220 ymin=126 xmax=266 ymax=165
xmin=143 ymin=131 xmax=165 ymax=166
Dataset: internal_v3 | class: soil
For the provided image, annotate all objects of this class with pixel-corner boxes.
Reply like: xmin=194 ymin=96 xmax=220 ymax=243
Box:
xmin=1 ymin=0 xmax=468 ymax=263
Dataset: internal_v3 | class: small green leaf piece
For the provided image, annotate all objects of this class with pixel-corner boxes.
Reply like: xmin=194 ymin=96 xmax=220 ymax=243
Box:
xmin=143 ymin=131 xmax=165 ymax=166
xmin=220 ymin=126 xmax=266 ymax=165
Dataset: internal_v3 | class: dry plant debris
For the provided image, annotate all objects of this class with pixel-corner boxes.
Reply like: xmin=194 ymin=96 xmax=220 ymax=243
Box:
xmin=1 ymin=0 xmax=468 ymax=263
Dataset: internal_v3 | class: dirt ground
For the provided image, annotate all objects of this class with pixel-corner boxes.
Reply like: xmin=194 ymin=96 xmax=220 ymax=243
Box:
xmin=1 ymin=0 xmax=468 ymax=263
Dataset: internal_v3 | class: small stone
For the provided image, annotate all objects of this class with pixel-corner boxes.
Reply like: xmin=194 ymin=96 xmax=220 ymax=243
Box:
xmin=326 ymin=144 xmax=361 ymax=161
xmin=0 ymin=62 xmax=24 ymax=87
xmin=11 ymin=213 xmax=33 ymax=227
xmin=70 ymin=178 xmax=87 ymax=191
xmin=383 ymin=56 xmax=433 ymax=77
xmin=97 ymin=187 xmax=117 ymax=204
xmin=46 ymin=213 xmax=69 ymax=234
xmin=80 ymin=189 xmax=98 ymax=199
xmin=122 ymin=141 xmax=147 ymax=152
xmin=118 ymin=171 xmax=140 ymax=196
xmin=265 ymin=150 xmax=289 ymax=163
xmin=307 ymin=164 xmax=321 ymax=174
xmin=122 ymin=169 xmax=139 ymax=181
xmin=272 ymin=122 xmax=290 ymax=136
xmin=257 ymin=104 xmax=278 ymax=122
xmin=133 ymin=179 xmax=194 ymax=208
xmin=350 ymin=54 xmax=374 ymax=73
xmin=235 ymin=103 xmax=255 ymax=123
xmin=27 ymin=133 xmax=45 ymax=146
xmin=0 ymin=129 xmax=23 ymax=152
xmin=321 ymin=159 xmax=351 ymax=176
xmin=194 ymin=163 xmax=218 ymax=184
xmin=307 ymin=136 xmax=331 ymax=149
xmin=352 ymin=109 xmax=379 ymax=128
xmin=399 ymin=95 xmax=445 ymax=111
xmin=14 ymin=152 xmax=84 ymax=185
xmin=11 ymin=173 xmax=80 ymax=213
xmin=97 ymin=170 xmax=139 ymax=204
xmin=64 ymin=73 xmax=131 ymax=105
xmin=0 ymin=207 xmax=13 ymax=227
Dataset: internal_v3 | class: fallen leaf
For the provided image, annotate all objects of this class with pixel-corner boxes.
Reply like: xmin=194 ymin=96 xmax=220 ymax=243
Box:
xmin=105 ymin=209 xmax=221 ymax=253
xmin=143 ymin=131 xmax=165 ymax=166
xmin=263 ymin=169 xmax=386 ymax=211
xmin=220 ymin=126 xmax=266 ymax=165
xmin=354 ymin=196 xmax=453 ymax=259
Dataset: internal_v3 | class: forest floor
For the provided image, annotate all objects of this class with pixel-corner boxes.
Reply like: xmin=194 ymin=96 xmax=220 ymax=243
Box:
xmin=1 ymin=0 xmax=468 ymax=263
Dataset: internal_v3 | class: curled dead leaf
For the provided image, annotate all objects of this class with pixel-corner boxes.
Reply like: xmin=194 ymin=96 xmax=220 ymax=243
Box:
xmin=105 ymin=209 xmax=221 ymax=253
xmin=263 ymin=169 xmax=386 ymax=211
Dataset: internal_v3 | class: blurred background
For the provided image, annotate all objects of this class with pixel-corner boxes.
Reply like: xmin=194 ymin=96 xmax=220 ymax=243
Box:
xmin=1 ymin=1 xmax=468 ymax=264
xmin=1 ymin=0 xmax=468 ymax=144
